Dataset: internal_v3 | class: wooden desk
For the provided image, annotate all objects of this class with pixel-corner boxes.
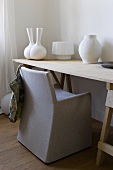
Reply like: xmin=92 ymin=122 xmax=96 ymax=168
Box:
xmin=13 ymin=59 xmax=113 ymax=83
xmin=13 ymin=59 xmax=113 ymax=166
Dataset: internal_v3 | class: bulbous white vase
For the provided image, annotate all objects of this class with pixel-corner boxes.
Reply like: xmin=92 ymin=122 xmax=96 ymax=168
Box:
xmin=78 ymin=35 xmax=102 ymax=64
xmin=30 ymin=28 xmax=47 ymax=60
xmin=24 ymin=28 xmax=34 ymax=59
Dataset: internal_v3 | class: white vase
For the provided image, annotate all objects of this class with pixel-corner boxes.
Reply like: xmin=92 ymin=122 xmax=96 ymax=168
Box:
xmin=78 ymin=35 xmax=102 ymax=64
xmin=52 ymin=41 xmax=74 ymax=60
xmin=24 ymin=28 xmax=34 ymax=59
xmin=30 ymin=28 xmax=47 ymax=60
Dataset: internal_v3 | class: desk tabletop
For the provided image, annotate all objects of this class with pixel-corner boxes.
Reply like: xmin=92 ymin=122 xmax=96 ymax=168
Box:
xmin=13 ymin=59 xmax=113 ymax=84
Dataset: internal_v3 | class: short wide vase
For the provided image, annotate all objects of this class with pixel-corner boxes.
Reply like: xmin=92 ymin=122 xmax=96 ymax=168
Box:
xmin=30 ymin=28 xmax=47 ymax=60
xmin=78 ymin=35 xmax=102 ymax=64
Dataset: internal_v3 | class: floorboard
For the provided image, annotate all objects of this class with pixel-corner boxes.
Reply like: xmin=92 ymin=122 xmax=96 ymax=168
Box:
xmin=0 ymin=114 xmax=113 ymax=170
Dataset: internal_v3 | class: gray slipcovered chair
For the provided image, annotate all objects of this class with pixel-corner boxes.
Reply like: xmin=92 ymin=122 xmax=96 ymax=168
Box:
xmin=17 ymin=67 xmax=92 ymax=163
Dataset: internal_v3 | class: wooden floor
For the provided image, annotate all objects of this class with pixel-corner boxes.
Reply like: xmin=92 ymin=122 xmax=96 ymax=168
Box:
xmin=0 ymin=114 xmax=113 ymax=170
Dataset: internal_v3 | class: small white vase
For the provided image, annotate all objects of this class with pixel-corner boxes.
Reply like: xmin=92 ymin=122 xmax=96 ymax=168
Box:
xmin=78 ymin=35 xmax=102 ymax=64
xmin=52 ymin=41 xmax=74 ymax=60
xmin=30 ymin=28 xmax=47 ymax=60
xmin=24 ymin=28 xmax=34 ymax=59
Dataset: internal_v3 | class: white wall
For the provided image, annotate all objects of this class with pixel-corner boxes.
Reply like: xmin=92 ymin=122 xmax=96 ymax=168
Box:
xmin=39 ymin=0 xmax=113 ymax=60
xmin=14 ymin=0 xmax=113 ymax=60
xmin=14 ymin=0 xmax=113 ymax=124
xmin=14 ymin=0 xmax=48 ymax=57
xmin=56 ymin=0 xmax=113 ymax=124
xmin=47 ymin=0 xmax=113 ymax=60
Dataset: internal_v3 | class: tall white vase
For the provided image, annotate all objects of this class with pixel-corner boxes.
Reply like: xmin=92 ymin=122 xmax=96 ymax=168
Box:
xmin=24 ymin=28 xmax=34 ymax=59
xmin=78 ymin=35 xmax=102 ymax=64
xmin=30 ymin=28 xmax=47 ymax=60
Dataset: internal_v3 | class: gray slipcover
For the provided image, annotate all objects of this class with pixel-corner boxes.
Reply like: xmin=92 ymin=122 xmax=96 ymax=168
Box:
xmin=17 ymin=67 xmax=92 ymax=163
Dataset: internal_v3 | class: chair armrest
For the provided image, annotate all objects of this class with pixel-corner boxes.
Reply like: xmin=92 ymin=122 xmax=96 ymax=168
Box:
xmin=56 ymin=92 xmax=91 ymax=103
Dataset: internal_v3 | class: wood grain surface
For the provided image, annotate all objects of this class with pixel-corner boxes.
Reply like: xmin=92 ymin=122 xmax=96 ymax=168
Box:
xmin=0 ymin=114 xmax=113 ymax=170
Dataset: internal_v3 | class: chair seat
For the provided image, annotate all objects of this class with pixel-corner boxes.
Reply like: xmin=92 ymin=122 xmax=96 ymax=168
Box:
xmin=54 ymin=83 xmax=76 ymax=101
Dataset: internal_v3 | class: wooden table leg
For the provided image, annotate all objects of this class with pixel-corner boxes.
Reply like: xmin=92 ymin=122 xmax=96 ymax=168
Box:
xmin=96 ymin=83 xmax=113 ymax=166
xmin=60 ymin=73 xmax=65 ymax=89
xmin=66 ymin=74 xmax=72 ymax=93
xmin=50 ymin=71 xmax=60 ymax=85
xmin=96 ymin=107 xmax=113 ymax=165
xmin=49 ymin=71 xmax=73 ymax=93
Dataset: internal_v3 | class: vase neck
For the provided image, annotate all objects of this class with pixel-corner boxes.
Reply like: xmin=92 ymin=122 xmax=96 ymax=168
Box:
xmin=26 ymin=28 xmax=34 ymax=44
xmin=36 ymin=28 xmax=43 ymax=45
xmin=84 ymin=35 xmax=96 ymax=39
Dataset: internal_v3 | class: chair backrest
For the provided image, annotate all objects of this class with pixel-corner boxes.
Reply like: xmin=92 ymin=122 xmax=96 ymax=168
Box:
xmin=20 ymin=67 xmax=57 ymax=105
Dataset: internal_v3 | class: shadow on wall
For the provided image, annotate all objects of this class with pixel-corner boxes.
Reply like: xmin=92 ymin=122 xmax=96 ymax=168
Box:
xmin=100 ymin=38 xmax=113 ymax=61
xmin=46 ymin=0 xmax=62 ymax=58
xmin=71 ymin=76 xmax=110 ymax=124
